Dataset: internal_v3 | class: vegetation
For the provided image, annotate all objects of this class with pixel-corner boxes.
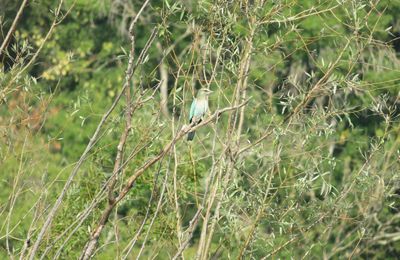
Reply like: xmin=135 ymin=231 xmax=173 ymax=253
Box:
xmin=0 ymin=0 xmax=399 ymax=259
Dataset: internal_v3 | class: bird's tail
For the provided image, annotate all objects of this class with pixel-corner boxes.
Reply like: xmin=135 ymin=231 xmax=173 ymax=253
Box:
xmin=187 ymin=131 xmax=195 ymax=141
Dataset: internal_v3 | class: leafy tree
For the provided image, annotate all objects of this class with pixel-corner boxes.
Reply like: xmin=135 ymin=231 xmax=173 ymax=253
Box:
xmin=0 ymin=0 xmax=399 ymax=259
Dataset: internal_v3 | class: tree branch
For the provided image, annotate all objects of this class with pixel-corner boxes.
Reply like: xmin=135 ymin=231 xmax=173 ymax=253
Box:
xmin=80 ymin=100 xmax=248 ymax=259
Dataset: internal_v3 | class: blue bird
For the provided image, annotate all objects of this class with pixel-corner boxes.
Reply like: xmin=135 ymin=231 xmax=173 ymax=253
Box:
xmin=187 ymin=88 xmax=212 ymax=141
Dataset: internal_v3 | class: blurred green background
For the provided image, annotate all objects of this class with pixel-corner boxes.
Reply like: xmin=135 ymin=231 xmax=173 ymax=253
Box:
xmin=0 ymin=0 xmax=399 ymax=259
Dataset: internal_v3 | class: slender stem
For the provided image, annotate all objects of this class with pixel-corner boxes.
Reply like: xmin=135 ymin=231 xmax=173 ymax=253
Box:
xmin=0 ymin=0 xmax=29 ymax=58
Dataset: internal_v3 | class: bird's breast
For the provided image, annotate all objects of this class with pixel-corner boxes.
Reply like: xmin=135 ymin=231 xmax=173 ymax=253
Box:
xmin=194 ymin=99 xmax=208 ymax=118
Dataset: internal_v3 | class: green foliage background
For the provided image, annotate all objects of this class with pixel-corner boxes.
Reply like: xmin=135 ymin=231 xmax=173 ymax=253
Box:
xmin=0 ymin=0 xmax=399 ymax=259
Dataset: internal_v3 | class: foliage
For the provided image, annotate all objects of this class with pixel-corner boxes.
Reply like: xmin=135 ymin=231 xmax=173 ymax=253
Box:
xmin=0 ymin=0 xmax=399 ymax=259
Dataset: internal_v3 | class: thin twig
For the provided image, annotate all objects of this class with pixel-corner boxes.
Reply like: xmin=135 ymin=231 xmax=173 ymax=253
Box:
xmin=81 ymin=100 xmax=248 ymax=259
xmin=0 ymin=0 xmax=29 ymax=58
xmin=29 ymin=2 xmax=154 ymax=258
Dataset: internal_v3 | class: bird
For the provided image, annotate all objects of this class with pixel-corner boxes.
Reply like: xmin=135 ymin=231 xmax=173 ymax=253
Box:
xmin=187 ymin=88 xmax=212 ymax=141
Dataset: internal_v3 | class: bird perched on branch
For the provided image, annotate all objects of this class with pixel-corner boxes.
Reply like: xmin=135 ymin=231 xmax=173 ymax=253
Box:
xmin=187 ymin=88 xmax=212 ymax=141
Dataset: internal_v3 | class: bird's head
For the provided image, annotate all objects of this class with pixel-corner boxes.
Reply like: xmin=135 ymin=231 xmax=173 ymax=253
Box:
xmin=197 ymin=88 xmax=213 ymax=98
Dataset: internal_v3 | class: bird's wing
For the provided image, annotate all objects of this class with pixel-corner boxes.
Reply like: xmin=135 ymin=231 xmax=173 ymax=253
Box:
xmin=189 ymin=98 xmax=196 ymax=123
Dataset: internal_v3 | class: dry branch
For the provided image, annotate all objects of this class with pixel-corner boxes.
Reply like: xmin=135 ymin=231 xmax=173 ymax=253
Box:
xmin=80 ymin=100 xmax=248 ymax=259
xmin=0 ymin=0 xmax=29 ymax=58
xmin=28 ymin=1 xmax=153 ymax=258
